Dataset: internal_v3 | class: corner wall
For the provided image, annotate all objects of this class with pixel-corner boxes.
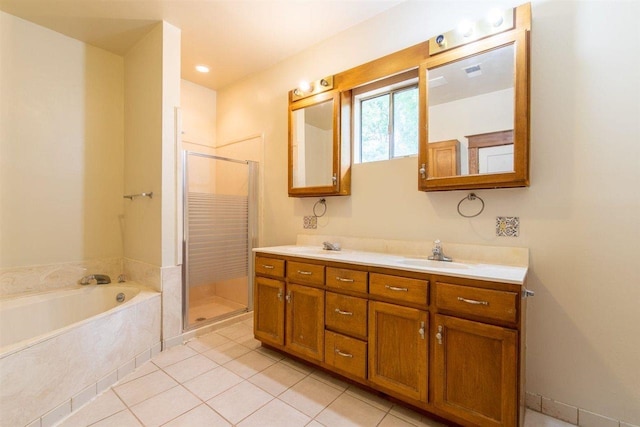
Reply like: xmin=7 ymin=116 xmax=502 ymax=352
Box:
xmin=216 ymin=1 xmax=640 ymax=424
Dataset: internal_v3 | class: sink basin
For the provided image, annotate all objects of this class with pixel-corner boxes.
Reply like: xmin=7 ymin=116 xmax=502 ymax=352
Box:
xmin=398 ymin=258 xmax=471 ymax=270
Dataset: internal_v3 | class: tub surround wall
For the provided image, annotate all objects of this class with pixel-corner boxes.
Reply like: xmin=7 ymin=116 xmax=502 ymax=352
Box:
xmin=161 ymin=265 xmax=183 ymax=347
xmin=0 ymin=288 xmax=161 ymax=427
xmin=0 ymin=11 xmax=124 ymax=270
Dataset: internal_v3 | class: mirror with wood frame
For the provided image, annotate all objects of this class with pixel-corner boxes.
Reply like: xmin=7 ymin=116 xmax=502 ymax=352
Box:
xmin=418 ymin=3 xmax=530 ymax=191
xmin=288 ymin=87 xmax=351 ymax=197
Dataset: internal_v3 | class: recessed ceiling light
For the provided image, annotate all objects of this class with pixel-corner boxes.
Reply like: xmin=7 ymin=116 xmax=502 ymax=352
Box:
xmin=195 ymin=65 xmax=210 ymax=73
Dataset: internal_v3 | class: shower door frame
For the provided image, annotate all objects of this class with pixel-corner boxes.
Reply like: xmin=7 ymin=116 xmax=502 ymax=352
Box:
xmin=181 ymin=151 xmax=258 ymax=332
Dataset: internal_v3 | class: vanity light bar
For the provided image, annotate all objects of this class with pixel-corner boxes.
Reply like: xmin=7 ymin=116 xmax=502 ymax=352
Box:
xmin=290 ymin=75 xmax=334 ymax=102
xmin=428 ymin=7 xmax=515 ymax=55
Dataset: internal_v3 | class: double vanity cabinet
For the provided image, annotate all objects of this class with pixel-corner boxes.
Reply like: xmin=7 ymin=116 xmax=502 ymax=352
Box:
xmin=253 ymin=247 xmax=528 ymax=427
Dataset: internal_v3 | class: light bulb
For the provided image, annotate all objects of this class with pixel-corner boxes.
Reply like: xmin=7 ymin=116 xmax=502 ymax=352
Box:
xmin=195 ymin=65 xmax=210 ymax=73
xmin=488 ymin=9 xmax=504 ymax=27
xmin=458 ymin=20 xmax=474 ymax=37
xmin=298 ymin=80 xmax=312 ymax=92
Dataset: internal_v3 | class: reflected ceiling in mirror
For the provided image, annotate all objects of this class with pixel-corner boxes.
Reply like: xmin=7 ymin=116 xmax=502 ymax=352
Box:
xmin=427 ymin=44 xmax=515 ymax=177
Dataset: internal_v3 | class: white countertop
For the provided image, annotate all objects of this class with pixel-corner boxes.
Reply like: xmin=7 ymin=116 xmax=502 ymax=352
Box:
xmin=254 ymin=245 xmax=528 ymax=285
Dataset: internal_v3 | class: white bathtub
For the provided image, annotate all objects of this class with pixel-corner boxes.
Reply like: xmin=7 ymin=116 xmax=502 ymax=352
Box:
xmin=0 ymin=283 xmax=161 ymax=426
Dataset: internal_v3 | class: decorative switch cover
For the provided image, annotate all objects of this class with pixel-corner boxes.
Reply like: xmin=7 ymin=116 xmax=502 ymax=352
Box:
xmin=303 ymin=216 xmax=317 ymax=229
xmin=496 ymin=216 xmax=519 ymax=237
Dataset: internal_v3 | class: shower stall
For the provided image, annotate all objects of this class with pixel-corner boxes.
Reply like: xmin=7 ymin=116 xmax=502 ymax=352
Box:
xmin=182 ymin=151 xmax=258 ymax=330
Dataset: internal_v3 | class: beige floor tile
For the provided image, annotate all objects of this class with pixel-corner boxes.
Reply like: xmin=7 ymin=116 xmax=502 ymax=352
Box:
xmin=255 ymin=346 xmax=287 ymax=362
xmin=224 ymin=350 xmax=277 ymax=378
xmin=129 ymin=385 xmax=200 ymax=427
xmin=248 ymin=361 xmax=308 ymax=396
xmin=238 ymin=399 xmax=311 ymax=427
xmin=187 ymin=332 xmax=231 ymax=353
xmin=278 ymin=356 xmax=315 ymax=374
xmin=206 ymin=381 xmax=274 ymax=424
xmin=388 ymin=405 xmax=445 ymax=427
xmin=279 ymin=376 xmax=343 ymax=418
xmin=117 ymin=360 xmax=159 ymax=385
xmin=90 ymin=409 xmax=142 ymax=427
xmin=58 ymin=390 xmax=125 ymax=427
xmin=315 ymin=393 xmax=387 ymax=427
xmin=113 ymin=370 xmax=178 ymax=407
xmin=310 ymin=370 xmax=349 ymax=391
xmin=151 ymin=345 xmax=198 ymax=368
xmin=345 ymin=385 xmax=393 ymax=412
xmin=217 ymin=322 xmax=254 ymax=341
xmin=182 ymin=365 xmax=244 ymax=401
xmin=525 ymin=409 xmax=577 ymax=427
xmin=203 ymin=341 xmax=252 ymax=364
xmin=378 ymin=414 xmax=418 ymax=427
xmin=162 ymin=354 xmax=219 ymax=383
xmin=162 ymin=404 xmax=231 ymax=427
xmin=237 ymin=335 xmax=262 ymax=350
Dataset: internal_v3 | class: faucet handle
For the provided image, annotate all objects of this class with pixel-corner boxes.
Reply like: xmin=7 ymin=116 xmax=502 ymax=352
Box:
xmin=434 ymin=239 xmax=441 ymax=247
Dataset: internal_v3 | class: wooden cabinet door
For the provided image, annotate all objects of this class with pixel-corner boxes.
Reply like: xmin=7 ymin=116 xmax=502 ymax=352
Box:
xmin=433 ymin=314 xmax=517 ymax=427
xmin=285 ymin=283 xmax=325 ymax=362
xmin=368 ymin=301 xmax=428 ymax=402
xmin=254 ymin=277 xmax=285 ymax=346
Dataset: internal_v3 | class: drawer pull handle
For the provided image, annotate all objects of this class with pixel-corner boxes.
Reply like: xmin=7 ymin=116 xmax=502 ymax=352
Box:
xmin=297 ymin=270 xmax=313 ymax=275
xmin=334 ymin=308 xmax=353 ymax=316
xmin=457 ymin=296 xmax=489 ymax=306
xmin=335 ymin=349 xmax=353 ymax=358
xmin=285 ymin=291 xmax=292 ymax=303
xmin=336 ymin=277 xmax=354 ymax=283
xmin=261 ymin=264 xmax=275 ymax=269
xmin=419 ymin=321 xmax=425 ymax=340
xmin=277 ymin=290 xmax=283 ymax=302
xmin=385 ymin=285 xmax=408 ymax=292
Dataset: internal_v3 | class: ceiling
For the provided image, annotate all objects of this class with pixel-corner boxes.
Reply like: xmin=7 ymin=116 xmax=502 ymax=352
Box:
xmin=0 ymin=0 xmax=403 ymax=90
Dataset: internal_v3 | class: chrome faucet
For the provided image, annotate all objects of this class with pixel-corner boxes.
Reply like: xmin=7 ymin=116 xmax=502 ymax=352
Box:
xmin=322 ymin=241 xmax=341 ymax=251
xmin=79 ymin=274 xmax=111 ymax=285
xmin=428 ymin=240 xmax=452 ymax=262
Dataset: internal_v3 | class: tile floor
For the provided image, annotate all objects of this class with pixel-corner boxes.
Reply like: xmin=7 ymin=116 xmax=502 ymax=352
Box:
xmin=58 ymin=317 xmax=573 ymax=427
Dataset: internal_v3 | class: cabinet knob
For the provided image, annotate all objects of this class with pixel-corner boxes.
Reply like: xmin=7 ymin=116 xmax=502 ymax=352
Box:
xmin=277 ymin=290 xmax=283 ymax=302
xmin=419 ymin=321 xmax=425 ymax=340
xmin=285 ymin=291 xmax=292 ymax=303
xmin=436 ymin=325 xmax=443 ymax=345
xmin=419 ymin=163 xmax=427 ymax=179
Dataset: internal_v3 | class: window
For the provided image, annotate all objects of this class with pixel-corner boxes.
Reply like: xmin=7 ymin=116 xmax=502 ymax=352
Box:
xmin=354 ymin=70 xmax=419 ymax=163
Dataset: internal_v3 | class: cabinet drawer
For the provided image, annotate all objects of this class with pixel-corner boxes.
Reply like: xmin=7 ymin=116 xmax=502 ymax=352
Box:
xmin=369 ymin=273 xmax=428 ymax=305
xmin=325 ymin=292 xmax=367 ymax=339
xmin=287 ymin=261 xmax=325 ymax=286
xmin=255 ymin=256 xmax=285 ymax=277
xmin=326 ymin=267 xmax=368 ymax=293
xmin=324 ymin=330 xmax=367 ymax=379
xmin=436 ymin=282 xmax=518 ymax=324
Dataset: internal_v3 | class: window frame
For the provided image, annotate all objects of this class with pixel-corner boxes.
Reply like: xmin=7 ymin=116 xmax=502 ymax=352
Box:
xmin=353 ymin=69 xmax=419 ymax=164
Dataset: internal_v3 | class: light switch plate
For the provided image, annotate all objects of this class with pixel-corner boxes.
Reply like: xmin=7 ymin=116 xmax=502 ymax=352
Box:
xmin=303 ymin=216 xmax=317 ymax=229
xmin=496 ymin=216 xmax=519 ymax=237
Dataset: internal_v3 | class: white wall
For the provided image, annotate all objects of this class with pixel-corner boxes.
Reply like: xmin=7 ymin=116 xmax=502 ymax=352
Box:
xmin=216 ymin=0 xmax=640 ymax=424
xmin=181 ymin=79 xmax=216 ymax=148
xmin=0 ymin=11 xmax=124 ymax=269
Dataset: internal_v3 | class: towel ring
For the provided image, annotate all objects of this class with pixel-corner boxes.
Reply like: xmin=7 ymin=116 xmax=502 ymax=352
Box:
xmin=313 ymin=198 xmax=327 ymax=218
xmin=457 ymin=193 xmax=485 ymax=218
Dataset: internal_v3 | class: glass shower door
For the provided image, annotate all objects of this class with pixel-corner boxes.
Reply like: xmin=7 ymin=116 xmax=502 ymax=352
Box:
xmin=183 ymin=151 xmax=258 ymax=330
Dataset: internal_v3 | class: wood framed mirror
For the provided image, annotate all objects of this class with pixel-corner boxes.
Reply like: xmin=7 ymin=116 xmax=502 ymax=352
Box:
xmin=288 ymin=89 xmax=351 ymax=197
xmin=418 ymin=5 xmax=530 ymax=192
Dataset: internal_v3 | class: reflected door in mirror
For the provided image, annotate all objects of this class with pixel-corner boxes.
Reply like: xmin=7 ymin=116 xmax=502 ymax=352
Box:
xmin=291 ymin=98 xmax=335 ymax=188
xmin=427 ymin=44 xmax=515 ymax=177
